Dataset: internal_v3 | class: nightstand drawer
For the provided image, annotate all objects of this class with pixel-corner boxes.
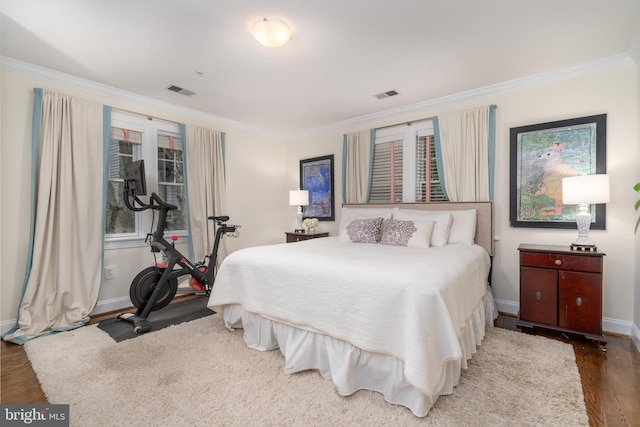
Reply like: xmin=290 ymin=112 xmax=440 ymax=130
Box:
xmin=285 ymin=232 xmax=329 ymax=243
xmin=520 ymin=251 xmax=602 ymax=273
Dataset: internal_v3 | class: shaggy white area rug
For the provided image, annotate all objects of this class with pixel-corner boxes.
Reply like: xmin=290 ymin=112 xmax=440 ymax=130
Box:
xmin=25 ymin=314 xmax=588 ymax=426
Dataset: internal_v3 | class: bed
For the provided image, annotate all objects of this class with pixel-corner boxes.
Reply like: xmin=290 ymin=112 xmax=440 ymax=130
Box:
xmin=208 ymin=202 xmax=496 ymax=417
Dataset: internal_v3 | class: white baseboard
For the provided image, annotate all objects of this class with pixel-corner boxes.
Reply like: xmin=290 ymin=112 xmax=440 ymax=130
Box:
xmin=90 ymin=296 xmax=133 ymax=316
xmin=4 ymin=297 xmax=639 ymax=350
xmin=602 ymin=317 xmax=633 ymax=336
xmin=495 ymin=298 xmax=635 ymax=338
xmin=495 ymin=298 xmax=519 ymax=316
xmin=1 ymin=297 xmax=133 ymax=338
xmin=1 ymin=319 xmax=17 ymax=337
xmin=631 ymin=323 xmax=640 ymax=353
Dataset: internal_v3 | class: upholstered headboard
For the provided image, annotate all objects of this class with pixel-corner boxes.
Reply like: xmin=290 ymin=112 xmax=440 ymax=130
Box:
xmin=342 ymin=202 xmax=494 ymax=256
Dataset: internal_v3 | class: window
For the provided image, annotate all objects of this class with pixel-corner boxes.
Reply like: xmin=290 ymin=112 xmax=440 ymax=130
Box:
xmin=370 ymin=135 xmax=403 ymax=203
xmin=106 ymin=125 xmax=142 ymax=237
xmin=157 ymin=133 xmax=186 ymax=231
xmin=370 ymin=120 xmax=447 ymax=203
xmin=105 ymin=112 xmax=186 ymax=248
xmin=415 ymin=134 xmax=447 ymax=202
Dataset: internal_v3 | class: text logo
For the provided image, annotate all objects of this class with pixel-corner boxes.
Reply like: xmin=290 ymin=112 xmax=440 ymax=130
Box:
xmin=1 ymin=405 xmax=69 ymax=426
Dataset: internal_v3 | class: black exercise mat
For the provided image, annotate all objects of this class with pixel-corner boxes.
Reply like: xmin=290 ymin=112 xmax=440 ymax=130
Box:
xmin=97 ymin=296 xmax=215 ymax=342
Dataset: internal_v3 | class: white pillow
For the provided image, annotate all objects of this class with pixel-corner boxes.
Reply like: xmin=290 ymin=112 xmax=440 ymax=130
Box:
xmin=448 ymin=209 xmax=477 ymax=245
xmin=380 ymin=218 xmax=435 ymax=248
xmin=338 ymin=207 xmax=397 ymax=232
xmin=339 ymin=216 xmax=385 ymax=243
xmin=338 ymin=208 xmax=394 ymax=239
xmin=393 ymin=210 xmax=452 ymax=247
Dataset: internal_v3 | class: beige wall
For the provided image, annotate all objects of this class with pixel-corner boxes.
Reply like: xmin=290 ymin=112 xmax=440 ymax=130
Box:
xmin=1 ymin=69 xmax=287 ymax=325
xmin=287 ymin=66 xmax=639 ymax=335
xmin=2 ymin=64 xmax=639 ymax=338
xmin=635 ymin=61 xmax=640 ymax=345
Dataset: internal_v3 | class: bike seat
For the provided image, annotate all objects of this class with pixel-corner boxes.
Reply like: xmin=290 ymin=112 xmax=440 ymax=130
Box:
xmin=208 ymin=215 xmax=229 ymax=222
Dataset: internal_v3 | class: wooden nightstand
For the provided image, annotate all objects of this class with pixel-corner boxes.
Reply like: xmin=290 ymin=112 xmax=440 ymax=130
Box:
xmin=285 ymin=232 xmax=329 ymax=243
xmin=516 ymin=244 xmax=606 ymax=344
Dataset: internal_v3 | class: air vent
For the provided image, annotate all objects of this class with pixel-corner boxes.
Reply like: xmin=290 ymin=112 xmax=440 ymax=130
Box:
xmin=167 ymin=85 xmax=195 ymax=96
xmin=374 ymin=90 xmax=399 ymax=100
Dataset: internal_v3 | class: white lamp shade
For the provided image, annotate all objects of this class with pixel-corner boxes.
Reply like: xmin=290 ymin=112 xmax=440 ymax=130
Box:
xmin=251 ymin=18 xmax=292 ymax=48
xmin=562 ymin=174 xmax=610 ymax=205
xmin=289 ymin=189 xmax=309 ymax=206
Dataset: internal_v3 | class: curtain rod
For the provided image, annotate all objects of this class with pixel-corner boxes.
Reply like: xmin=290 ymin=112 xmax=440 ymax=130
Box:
xmin=111 ymin=107 xmax=180 ymax=126
xmin=375 ymin=104 xmax=497 ymax=131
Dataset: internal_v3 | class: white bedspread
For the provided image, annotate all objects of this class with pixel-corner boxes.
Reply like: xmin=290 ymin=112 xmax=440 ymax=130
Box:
xmin=208 ymin=237 xmax=491 ymax=404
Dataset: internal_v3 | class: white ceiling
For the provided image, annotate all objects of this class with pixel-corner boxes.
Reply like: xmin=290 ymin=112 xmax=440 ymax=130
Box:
xmin=2 ymin=0 xmax=640 ymax=138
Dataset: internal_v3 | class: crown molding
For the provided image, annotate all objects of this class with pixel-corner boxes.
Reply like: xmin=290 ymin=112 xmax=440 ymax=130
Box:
xmin=628 ymin=30 xmax=640 ymax=63
xmin=291 ymin=53 xmax=635 ymax=140
xmin=0 ymin=56 xmax=284 ymax=140
xmin=2 ymin=54 xmax=634 ymax=141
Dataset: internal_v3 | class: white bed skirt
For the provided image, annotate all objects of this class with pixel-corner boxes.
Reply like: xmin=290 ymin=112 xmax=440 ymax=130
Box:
xmin=220 ymin=286 xmax=497 ymax=417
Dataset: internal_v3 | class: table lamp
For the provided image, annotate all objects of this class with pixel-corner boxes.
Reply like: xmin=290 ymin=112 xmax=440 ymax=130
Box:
xmin=562 ymin=174 xmax=609 ymax=251
xmin=289 ymin=189 xmax=309 ymax=233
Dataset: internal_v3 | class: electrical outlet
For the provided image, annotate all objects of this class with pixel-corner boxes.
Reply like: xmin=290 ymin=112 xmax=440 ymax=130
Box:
xmin=104 ymin=266 xmax=116 ymax=280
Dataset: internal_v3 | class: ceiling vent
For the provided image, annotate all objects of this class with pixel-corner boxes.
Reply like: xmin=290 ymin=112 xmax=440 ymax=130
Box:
xmin=374 ymin=90 xmax=398 ymax=100
xmin=167 ymin=85 xmax=195 ymax=96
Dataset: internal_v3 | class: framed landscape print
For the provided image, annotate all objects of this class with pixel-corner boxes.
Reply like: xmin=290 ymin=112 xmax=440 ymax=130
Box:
xmin=300 ymin=154 xmax=335 ymax=221
xmin=509 ymin=114 xmax=606 ymax=229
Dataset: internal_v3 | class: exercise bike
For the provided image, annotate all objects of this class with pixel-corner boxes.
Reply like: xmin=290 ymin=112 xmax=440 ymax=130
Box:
xmin=116 ymin=160 xmax=239 ymax=334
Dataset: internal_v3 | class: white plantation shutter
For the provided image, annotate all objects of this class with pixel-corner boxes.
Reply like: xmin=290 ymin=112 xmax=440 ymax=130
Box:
xmin=370 ymin=133 xmax=403 ymax=203
xmin=110 ymin=127 xmax=142 ymax=144
xmin=108 ymin=126 xmax=142 ymax=180
xmin=370 ymin=120 xmax=447 ymax=204
xmin=157 ymin=133 xmax=183 ymax=151
xmin=415 ymin=133 xmax=446 ymax=202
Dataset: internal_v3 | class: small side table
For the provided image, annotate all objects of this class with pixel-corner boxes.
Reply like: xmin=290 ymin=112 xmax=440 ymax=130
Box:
xmin=516 ymin=243 xmax=606 ymax=344
xmin=285 ymin=232 xmax=329 ymax=243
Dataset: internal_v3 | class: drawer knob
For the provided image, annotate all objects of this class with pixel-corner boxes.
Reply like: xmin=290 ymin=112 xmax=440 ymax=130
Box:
xmin=536 ymin=291 xmax=542 ymax=300
xmin=554 ymin=259 xmax=562 ymax=265
xmin=576 ymin=296 xmax=583 ymax=306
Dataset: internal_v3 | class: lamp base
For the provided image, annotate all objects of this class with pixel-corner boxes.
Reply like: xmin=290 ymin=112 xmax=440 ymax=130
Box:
xmin=294 ymin=228 xmax=305 ymax=233
xmin=570 ymin=242 xmax=598 ymax=252
xmin=571 ymin=203 xmax=598 ymax=252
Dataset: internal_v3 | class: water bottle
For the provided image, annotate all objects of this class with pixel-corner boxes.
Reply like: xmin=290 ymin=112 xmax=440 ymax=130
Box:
xmin=156 ymin=253 xmax=168 ymax=269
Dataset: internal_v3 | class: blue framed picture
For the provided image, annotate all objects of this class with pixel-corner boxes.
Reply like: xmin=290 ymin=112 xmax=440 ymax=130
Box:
xmin=300 ymin=154 xmax=335 ymax=221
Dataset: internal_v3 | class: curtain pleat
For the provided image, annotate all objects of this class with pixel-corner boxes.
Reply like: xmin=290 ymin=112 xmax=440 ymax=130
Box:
xmin=435 ymin=106 xmax=495 ymax=202
xmin=185 ymin=126 xmax=228 ymax=265
xmin=4 ymin=89 xmax=104 ymax=343
xmin=342 ymin=129 xmax=374 ymax=203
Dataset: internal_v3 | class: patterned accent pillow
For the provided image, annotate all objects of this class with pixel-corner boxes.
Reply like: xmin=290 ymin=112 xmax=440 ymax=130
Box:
xmin=340 ymin=217 xmax=384 ymax=243
xmin=393 ymin=211 xmax=452 ymax=247
xmin=380 ymin=219 xmax=435 ymax=248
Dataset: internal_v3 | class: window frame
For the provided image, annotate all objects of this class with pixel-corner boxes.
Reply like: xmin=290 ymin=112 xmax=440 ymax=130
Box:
xmin=372 ymin=120 xmax=443 ymax=203
xmin=105 ymin=112 xmax=187 ymax=250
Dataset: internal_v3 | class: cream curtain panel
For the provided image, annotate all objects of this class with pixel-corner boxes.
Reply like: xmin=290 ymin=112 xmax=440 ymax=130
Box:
xmin=434 ymin=106 xmax=496 ymax=202
xmin=4 ymin=89 xmax=105 ymax=344
xmin=342 ymin=129 xmax=375 ymax=203
xmin=185 ymin=126 xmax=228 ymax=265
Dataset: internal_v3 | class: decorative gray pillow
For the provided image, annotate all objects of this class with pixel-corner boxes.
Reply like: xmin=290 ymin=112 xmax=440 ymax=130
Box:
xmin=343 ymin=217 xmax=384 ymax=243
xmin=380 ymin=218 xmax=435 ymax=248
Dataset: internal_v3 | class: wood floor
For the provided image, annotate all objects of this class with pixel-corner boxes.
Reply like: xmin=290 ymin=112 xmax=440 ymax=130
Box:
xmin=2 ymin=312 xmax=639 ymax=426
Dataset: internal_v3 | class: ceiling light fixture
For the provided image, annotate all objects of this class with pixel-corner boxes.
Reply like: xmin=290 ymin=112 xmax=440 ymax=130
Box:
xmin=251 ymin=17 xmax=292 ymax=48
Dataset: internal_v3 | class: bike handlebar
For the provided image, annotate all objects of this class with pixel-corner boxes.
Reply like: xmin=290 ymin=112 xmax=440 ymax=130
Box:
xmin=124 ymin=187 xmax=177 ymax=213
xmin=149 ymin=193 xmax=178 ymax=211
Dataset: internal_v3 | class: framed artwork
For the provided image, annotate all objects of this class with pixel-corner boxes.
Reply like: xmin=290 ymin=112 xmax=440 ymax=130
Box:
xmin=509 ymin=114 xmax=606 ymax=229
xmin=300 ymin=154 xmax=335 ymax=221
